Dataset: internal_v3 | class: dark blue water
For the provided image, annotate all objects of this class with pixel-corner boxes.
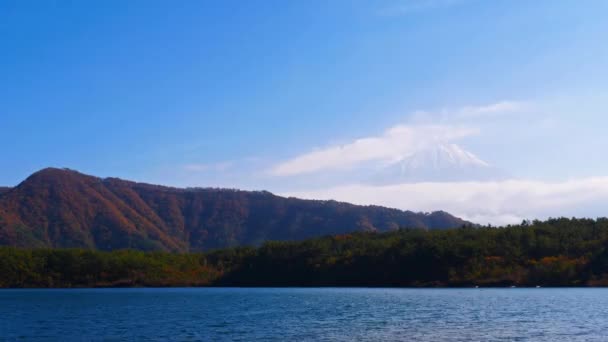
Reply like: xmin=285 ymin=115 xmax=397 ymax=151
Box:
xmin=1 ymin=288 xmax=607 ymax=341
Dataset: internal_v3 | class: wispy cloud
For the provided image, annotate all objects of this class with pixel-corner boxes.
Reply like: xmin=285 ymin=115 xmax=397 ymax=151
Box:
xmin=410 ymin=100 xmax=526 ymax=123
xmin=269 ymin=124 xmax=477 ymax=176
xmin=283 ymin=177 xmax=608 ymax=226
xmin=268 ymin=101 xmax=518 ymax=177
xmin=455 ymin=101 xmax=525 ymax=119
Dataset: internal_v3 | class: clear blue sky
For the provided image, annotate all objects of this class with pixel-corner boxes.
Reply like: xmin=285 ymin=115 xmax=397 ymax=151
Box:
xmin=2 ymin=0 xmax=607 ymax=224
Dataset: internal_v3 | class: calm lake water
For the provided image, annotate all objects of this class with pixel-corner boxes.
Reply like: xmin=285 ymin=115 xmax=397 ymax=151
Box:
xmin=1 ymin=288 xmax=607 ymax=341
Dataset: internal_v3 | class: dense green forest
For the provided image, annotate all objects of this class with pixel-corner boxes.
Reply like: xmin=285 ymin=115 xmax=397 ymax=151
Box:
xmin=3 ymin=218 xmax=608 ymax=288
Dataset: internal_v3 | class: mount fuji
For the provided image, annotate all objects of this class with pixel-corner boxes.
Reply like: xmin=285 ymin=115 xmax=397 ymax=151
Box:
xmin=368 ymin=143 xmax=503 ymax=184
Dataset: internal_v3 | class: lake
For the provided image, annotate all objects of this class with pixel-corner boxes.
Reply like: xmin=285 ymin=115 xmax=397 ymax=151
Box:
xmin=1 ymin=288 xmax=607 ymax=341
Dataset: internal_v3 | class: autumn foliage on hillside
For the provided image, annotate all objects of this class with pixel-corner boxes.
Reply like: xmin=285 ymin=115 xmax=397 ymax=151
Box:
xmin=0 ymin=168 xmax=468 ymax=251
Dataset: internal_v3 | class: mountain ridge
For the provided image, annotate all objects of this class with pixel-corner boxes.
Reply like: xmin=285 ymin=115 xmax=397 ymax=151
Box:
xmin=0 ymin=168 xmax=471 ymax=251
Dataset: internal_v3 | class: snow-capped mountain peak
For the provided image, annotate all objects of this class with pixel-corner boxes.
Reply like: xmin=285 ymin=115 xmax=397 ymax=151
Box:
xmin=368 ymin=143 xmax=501 ymax=184
xmin=397 ymin=143 xmax=489 ymax=170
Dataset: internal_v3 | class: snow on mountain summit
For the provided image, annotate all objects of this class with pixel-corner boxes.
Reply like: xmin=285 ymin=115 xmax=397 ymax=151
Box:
xmin=398 ymin=143 xmax=489 ymax=170
xmin=368 ymin=143 xmax=501 ymax=184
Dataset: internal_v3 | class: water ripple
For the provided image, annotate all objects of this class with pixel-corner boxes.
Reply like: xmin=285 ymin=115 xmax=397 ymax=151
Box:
xmin=1 ymin=288 xmax=608 ymax=341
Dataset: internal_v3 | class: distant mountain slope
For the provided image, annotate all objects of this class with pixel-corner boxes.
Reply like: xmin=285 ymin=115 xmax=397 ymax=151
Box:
xmin=0 ymin=187 xmax=10 ymax=194
xmin=0 ymin=168 xmax=470 ymax=251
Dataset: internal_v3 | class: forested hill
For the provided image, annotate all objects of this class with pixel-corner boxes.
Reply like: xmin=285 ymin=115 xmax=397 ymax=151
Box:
xmin=0 ymin=168 xmax=469 ymax=251
xmin=2 ymin=218 xmax=608 ymax=288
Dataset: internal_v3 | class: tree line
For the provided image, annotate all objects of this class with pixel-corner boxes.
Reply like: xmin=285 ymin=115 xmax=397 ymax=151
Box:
xmin=3 ymin=218 xmax=608 ymax=287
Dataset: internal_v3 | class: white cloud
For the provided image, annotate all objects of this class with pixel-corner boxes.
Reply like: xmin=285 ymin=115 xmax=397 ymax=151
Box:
xmin=282 ymin=177 xmax=608 ymax=226
xmin=268 ymin=101 xmax=520 ymax=177
xmin=455 ymin=101 xmax=525 ymax=119
xmin=268 ymin=124 xmax=477 ymax=176
xmin=410 ymin=100 xmax=526 ymax=123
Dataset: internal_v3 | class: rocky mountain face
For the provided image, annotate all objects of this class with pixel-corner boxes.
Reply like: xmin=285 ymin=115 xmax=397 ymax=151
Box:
xmin=0 ymin=168 xmax=471 ymax=251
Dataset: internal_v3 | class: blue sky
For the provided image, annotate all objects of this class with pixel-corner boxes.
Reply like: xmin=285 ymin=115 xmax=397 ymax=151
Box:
xmin=1 ymin=0 xmax=608 ymax=224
